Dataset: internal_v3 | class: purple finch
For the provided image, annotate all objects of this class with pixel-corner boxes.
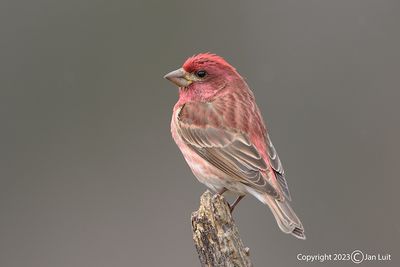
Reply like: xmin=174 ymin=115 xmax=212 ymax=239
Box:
xmin=164 ymin=53 xmax=305 ymax=239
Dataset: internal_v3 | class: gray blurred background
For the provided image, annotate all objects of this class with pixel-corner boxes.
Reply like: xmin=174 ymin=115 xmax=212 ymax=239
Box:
xmin=1 ymin=0 xmax=399 ymax=266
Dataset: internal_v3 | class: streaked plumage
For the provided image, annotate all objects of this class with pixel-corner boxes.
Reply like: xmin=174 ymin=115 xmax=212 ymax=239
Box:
xmin=165 ymin=53 xmax=305 ymax=239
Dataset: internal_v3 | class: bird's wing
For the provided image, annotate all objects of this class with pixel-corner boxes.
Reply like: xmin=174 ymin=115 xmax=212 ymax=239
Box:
xmin=265 ymin=133 xmax=291 ymax=200
xmin=176 ymin=100 xmax=282 ymax=199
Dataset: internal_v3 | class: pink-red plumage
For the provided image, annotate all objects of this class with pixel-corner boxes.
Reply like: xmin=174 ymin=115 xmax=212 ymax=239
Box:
xmin=183 ymin=53 xmax=237 ymax=73
xmin=167 ymin=53 xmax=305 ymax=239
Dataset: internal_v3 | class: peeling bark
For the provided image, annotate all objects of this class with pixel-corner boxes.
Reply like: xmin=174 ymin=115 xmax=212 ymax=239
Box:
xmin=191 ymin=191 xmax=252 ymax=267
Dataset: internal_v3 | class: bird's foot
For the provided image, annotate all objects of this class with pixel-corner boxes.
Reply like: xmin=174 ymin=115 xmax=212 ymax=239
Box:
xmin=229 ymin=195 xmax=245 ymax=213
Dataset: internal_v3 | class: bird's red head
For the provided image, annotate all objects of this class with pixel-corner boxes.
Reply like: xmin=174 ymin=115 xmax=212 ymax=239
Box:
xmin=164 ymin=53 xmax=244 ymax=102
xmin=182 ymin=53 xmax=235 ymax=74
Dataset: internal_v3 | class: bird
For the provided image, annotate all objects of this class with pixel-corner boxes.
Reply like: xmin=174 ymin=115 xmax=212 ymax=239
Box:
xmin=164 ymin=53 xmax=305 ymax=239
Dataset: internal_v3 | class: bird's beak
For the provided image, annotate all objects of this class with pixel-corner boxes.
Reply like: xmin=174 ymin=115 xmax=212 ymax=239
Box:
xmin=164 ymin=68 xmax=193 ymax=87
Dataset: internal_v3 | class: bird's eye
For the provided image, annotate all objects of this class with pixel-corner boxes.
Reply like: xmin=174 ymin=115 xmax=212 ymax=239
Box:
xmin=195 ymin=70 xmax=207 ymax=78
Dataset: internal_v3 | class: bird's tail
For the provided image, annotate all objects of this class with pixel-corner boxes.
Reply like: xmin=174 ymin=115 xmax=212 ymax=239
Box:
xmin=263 ymin=194 xmax=306 ymax=239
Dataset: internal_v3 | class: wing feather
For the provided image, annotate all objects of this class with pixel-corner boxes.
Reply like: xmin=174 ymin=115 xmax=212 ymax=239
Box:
xmin=177 ymin=100 xmax=282 ymax=199
xmin=266 ymin=133 xmax=291 ymax=200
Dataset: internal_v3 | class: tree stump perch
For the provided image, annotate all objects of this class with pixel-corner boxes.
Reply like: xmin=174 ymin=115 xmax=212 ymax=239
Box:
xmin=191 ymin=191 xmax=253 ymax=267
